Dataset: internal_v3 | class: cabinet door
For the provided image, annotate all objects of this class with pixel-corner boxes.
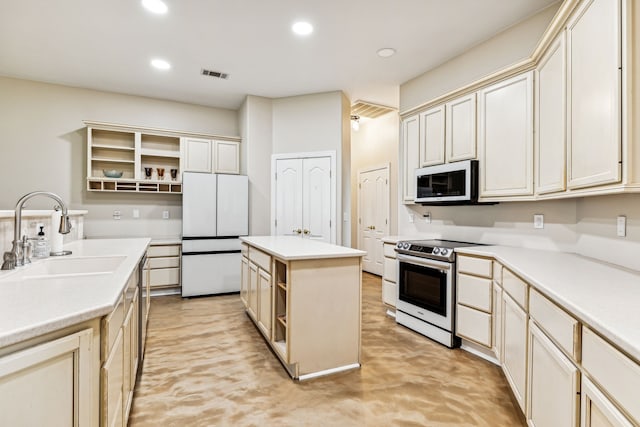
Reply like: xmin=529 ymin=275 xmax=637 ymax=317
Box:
xmin=102 ymin=329 xmax=124 ymax=427
xmin=420 ymin=105 xmax=445 ymax=166
xmin=492 ymin=283 xmax=503 ymax=362
xmin=240 ymin=256 xmax=249 ymax=307
xmin=248 ymin=262 xmax=259 ymax=320
xmin=257 ymin=269 xmax=272 ymax=339
xmin=446 ymin=93 xmax=477 ymax=162
xmin=479 ymin=71 xmax=534 ymax=198
xmin=536 ymin=33 xmax=567 ymax=195
xmin=527 ymin=321 xmax=579 ymax=427
xmin=402 ymin=115 xmax=420 ymax=202
xmin=581 ymin=377 xmax=633 ymax=427
xmin=122 ymin=303 xmax=133 ymax=421
xmin=567 ymin=0 xmax=621 ymax=189
xmin=0 ymin=329 xmax=93 ymax=427
xmin=182 ymin=137 xmax=212 ymax=173
xmin=502 ymin=292 xmax=528 ymax=412
xmin=213 ymin=140 xmax=240 ymax=174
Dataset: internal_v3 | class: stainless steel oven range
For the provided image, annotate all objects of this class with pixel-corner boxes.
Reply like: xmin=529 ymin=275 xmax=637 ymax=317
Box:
xmin=395 ymin=239 xmax=480 ymax=348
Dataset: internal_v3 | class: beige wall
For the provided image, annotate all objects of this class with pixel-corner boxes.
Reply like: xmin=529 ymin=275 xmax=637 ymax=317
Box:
xmin=0 ymin=76 xmax=238 ymax=239
xmin=350 ymin=113 xmax=400 ymax=248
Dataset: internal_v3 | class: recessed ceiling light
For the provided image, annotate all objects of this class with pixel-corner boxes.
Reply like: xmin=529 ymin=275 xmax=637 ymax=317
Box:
xmin=151 ymin=59 xmax=171 ymax=70
xmin=142 ymin=0 xmax=168 ymax=14
xmin=292 ymin=21 xmax=313 ymax=36
xmin=377 ymin=48 xmax=396 ymax=58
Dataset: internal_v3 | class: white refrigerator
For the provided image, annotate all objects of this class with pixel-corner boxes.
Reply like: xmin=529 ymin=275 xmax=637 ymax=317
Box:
xmin=181 ymin=172 xmax=249 ymax=297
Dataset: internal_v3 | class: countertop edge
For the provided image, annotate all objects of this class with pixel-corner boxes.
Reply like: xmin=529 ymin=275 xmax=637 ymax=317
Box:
xmin=241 ymin=236 xmax=366 ymax=261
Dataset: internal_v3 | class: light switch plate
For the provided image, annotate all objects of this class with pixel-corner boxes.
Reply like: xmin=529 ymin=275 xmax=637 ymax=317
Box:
xmin=162 ymin=210 xmax=170 ymax=220
xmin=533 ymin=214 xmax=544 ymax=229
xmin=113 ymin=210 xmax=121 ymax=220
xmin=132 ymin=209 xmax=140 ymax=219
xmin=617 ymin=215 xmax=626 ymax=237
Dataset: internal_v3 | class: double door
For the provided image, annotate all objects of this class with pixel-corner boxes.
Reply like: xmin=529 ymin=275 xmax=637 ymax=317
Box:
xmin=274 ymin=156 xmax=332 ymax=243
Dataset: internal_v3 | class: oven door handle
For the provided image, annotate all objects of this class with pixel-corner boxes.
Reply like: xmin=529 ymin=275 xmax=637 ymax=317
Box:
xmin=397 ymin=253 xmax=452 ymax=271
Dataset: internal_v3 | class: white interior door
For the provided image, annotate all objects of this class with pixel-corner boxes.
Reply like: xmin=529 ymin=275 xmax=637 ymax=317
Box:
xmin=358 ymin=165 xmax=389 ymax=275
xmin=302 ymin=157 xmax=331 ymax=242
xmin=275 ymin=159 xmax=304 ymax=237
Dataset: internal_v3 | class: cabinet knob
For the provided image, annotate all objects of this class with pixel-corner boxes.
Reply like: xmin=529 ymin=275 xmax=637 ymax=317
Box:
xmin=292 ymin=228 xmax=302 ymax=234
xmin=303 ymin=229 xmax=310 ymax=235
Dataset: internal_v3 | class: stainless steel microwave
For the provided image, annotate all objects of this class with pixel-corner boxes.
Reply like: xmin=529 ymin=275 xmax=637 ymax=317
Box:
xmin=415 ymin=160 xmax=479 ymax=204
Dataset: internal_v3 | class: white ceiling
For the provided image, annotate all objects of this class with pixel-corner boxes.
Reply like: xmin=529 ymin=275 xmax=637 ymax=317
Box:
xmin=0 ymin=0 xmax=558 ymax=111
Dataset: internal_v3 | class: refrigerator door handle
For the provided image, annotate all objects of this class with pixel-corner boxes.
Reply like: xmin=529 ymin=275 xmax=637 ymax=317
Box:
xmin=182 ymin=250 xmax=242 ymax=256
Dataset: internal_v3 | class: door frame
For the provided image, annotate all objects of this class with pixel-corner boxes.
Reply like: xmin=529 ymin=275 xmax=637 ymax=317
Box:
xmin=357 ymin=163 xmax=390 ymax=274
xmin=271 ymin=151 xmax=337 ymax=244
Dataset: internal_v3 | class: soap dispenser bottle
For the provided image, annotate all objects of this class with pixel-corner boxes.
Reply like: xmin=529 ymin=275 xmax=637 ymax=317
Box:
xmin=32 ymin=226 xmax=50 ymax=258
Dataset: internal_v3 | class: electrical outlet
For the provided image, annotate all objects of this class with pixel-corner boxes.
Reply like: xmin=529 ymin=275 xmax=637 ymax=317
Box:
xmin=617 ymin=215 xmax=626 ymax=237
xmin=162 ymin=210 xmax=170 ymax=220
xmin=113 ymin=210 xmax=121 ymax=220
xmin=533 ymin=214 xmax=544 ymax=229
xmin=408 ymin=213 xmax=415 ymax=223
xmin=423 ymin=212 xmax=431 ymax=224
xmin=132 ymin=209 xmax=140 ymax=219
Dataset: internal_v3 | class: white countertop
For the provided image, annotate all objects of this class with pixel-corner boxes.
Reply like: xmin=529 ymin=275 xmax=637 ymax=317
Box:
xmin=381 ymin=235 xmax=438 ymax=244
xmin=241 ymin=236 xmax=366 ymax=260
xmin=0 ymin=238 xmax=150 ymax=348
xmin=456 ymin=245 xmax=640 ymax=362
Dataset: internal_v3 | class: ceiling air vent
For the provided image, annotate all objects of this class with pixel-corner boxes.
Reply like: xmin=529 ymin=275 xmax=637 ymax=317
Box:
xmin=201 ymin=69 xmax=229 ymax=80
xmin=351 ymin=100 xmax=396 ymax=119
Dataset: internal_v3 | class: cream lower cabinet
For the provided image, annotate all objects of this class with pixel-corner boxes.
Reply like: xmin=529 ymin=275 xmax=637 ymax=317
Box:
xmin=0 ymin=328 xmax=94 ymax=427
xmin=456 ymin=255 xmax=494 ymax=350
xmin=492 ymin=261 xmax=503 ymax=361
xmin=146 ymin=243 xmax=181 ymax=294
xmin=382 ymin=242 xmax=397 ymax=307
xmin=527 ymin=321 xmax=579 ymax=427
xmin=479 ymin=71 xmax=534 ymax=199
xmin=257 ymin=268 xmax=273 ymax=339
xmin=581 ymin=377 xmax=634 ymax=427
xmin=240 ymin=255 xmax=249 ymax=307
xmin=502 ymin=291 xmax=528 ymax=412
xmin=248 ymin=261 xmax=259 ymax=320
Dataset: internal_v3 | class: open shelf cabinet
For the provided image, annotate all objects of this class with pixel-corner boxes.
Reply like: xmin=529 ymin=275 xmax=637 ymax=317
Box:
xmin=273 ymin=260 xmax=288 ymax=359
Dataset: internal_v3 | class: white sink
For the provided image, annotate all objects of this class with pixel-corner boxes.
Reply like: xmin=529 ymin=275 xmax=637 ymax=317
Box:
xmin=20 ymin=255 xmax=127 ymax=278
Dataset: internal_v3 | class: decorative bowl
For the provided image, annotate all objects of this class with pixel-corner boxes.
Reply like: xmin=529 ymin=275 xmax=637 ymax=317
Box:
xmin=103 ymin=169 xmax=123 ymax=178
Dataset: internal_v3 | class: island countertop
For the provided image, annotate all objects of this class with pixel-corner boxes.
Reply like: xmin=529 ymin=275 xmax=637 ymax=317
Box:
xmin=0 ymin=238 xmax=150 ymax=348
xmin=240 ymin=236 xmax=366 ymax=261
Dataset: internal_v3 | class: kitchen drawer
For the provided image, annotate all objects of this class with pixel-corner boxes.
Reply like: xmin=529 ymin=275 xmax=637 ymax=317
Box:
xmin=101 ymin=293 xmax=124 ymax=356
xmin=147 ymin=244 xmax=180 ymax=258
xmin=493 ymin=261 xmax=502 ymax=285
xmin=529 ymin=288 xmax=579 ymax=360
xmin=249 ymin=247 xmax=271 ymax=272
xmin=502 ymin=269 xmax=528 ymax=309
xmin=382 ymin=279 xmax=396 ymax=307
xmin=456 ymin=304 xmax=492 ymax=347
xmin=149 ymin=267 xmax=180 ymax=287
xmin=457 ymin=255 xmax=492 ymax=278
xmin=147 ymin=256 xmax=180 ymax=269
xmin=241 ymin=243 xmax=248 ymax=257
xmin=582 ymin=327 xmax=640 ymax=424
xmin=457 ymin=273 xmax=492 ymax=312
xmin=383 ymin=243 xmax=397 ymax=259
xmin=383 ymin=257 xmax=397 ymax=282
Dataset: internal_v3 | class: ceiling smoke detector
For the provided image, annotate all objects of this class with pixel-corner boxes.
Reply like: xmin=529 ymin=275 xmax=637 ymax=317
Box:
xmin=201 ymin=69 xmax=229 ymax=80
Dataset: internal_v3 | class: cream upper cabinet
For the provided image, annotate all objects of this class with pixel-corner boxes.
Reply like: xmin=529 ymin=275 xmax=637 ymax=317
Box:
xmin=214 ymin=140 xmax=240 ymax=174
xmin=479 ymin=71 xmax=534 ymax=198
xmin=527 ymin=321 xmax=580 ymax=427
xmin=536 ymin=33 xmax=567 ymax=195
xmin=182 ymin=137 xmax=213 ymax=173
xmin=445 ymin=93 xmax=477 ymax=163
xmin=502 ymin=292 xmax=528 ymax=412
xmin=419 ymin=105 xmax=445 ymax=166
xmin=402 ymin=114 xmax=420 ymax=203
xmin=567 ymin=0 xmax=621 ymax=190
xmin=0 ymin=329 xmax=94 ymax=427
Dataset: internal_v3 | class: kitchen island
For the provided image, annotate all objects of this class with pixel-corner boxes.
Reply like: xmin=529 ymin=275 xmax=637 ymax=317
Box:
xmin=240 ymin=236 xmax=366 ymax=380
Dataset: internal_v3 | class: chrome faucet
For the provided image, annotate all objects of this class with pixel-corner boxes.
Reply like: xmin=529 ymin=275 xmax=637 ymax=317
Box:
xmin=1 ymin=191 xmax=72 ymax=270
